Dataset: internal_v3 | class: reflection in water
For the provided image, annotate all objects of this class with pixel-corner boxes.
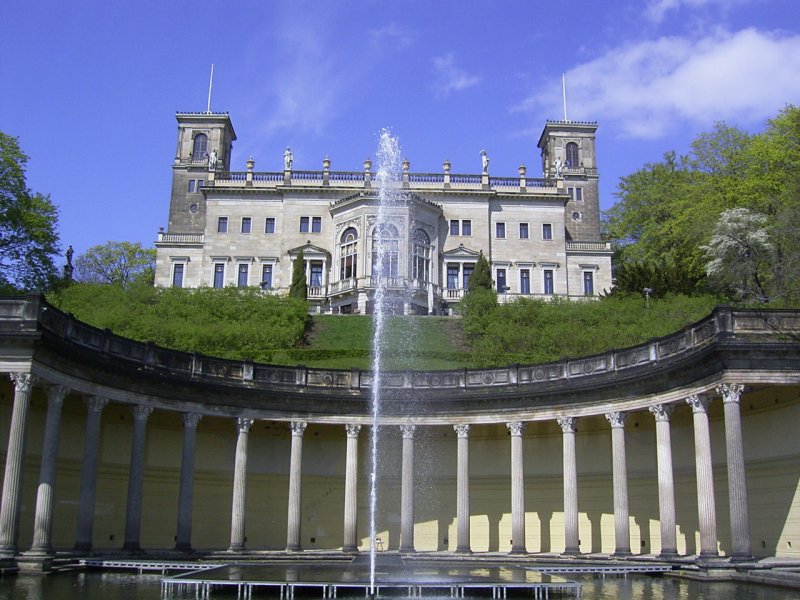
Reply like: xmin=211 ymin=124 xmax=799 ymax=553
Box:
xmin=0 ymin=572 xmax=792 ymax=599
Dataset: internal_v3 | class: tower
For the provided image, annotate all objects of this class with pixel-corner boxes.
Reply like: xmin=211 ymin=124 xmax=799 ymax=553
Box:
xmin=537 ymin=121 xmax=600 ymax=242
xmin=167 ymin=112 xmax=237 ymax=234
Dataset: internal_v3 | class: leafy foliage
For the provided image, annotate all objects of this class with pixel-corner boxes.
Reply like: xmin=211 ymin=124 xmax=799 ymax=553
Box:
xmin=74 ymin=241 xmax=156 ymax=287
xmin=606 ymin=106 xmax=800 ymax=305
xmin=0 ymin=132 xmax=60 ymax=292
xmin=48 ymin=283 xmax=310 ymax=362
xmin=461 ymin=293 xmax=721 ymax=367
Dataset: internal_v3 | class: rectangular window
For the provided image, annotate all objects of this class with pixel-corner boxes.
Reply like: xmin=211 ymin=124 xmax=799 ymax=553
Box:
xmin=520 ymin=269 xmax=530 ymax=294
xmin=187 ymin=179 xmax=196 ymax=193
xmin=265 ymin=217 xmax=276 ymax=234
xmin=241 ymin=217 xmax=252 ymax=234
xmin=197 ymin=179 xmax=204 ymax=189
xmin=450 ymin=219 xmax=460 ymax=236
xmin=237 ymin=264 xmax=249 ymax=288
xmin=447 ymin=264 xmax=459 ymax=290
xmin=300 ymin=217 xmax=310 ymax=233
xmin=172 ymin=263 xmax=184 ymax=288
xmin=312 ymin=217 xmax=322 ymax=233
xmin=496 ymin=269 xmax=507 ymax=294
xmin=583 ymin=271 xmax=594 ymax=296
xmin=217 ymin=216 xmax=228 ymax=233
xmin=462 ymin=220 xmax=472 ymax=236
xmin=310 ymin=262 xmax=323 ymax=287
xmin=462 ymin=263 xmax=474 ymax=289
xmin=568 ymin=187 xmax=584 ymax=202
xmin=519 ymin=223 xmax=529 ymax=239
xmin=262 ymin=265 xmax=273 ymax=289
xmin=213 ymin=263 xmax=225 ymax=289
xmin=542 ymin=223 xmax=552 ymax=240
xmin=496 ymin=222 xmax=506 ymax=239
xmin=544 ymin=269 xmax=554 ymax=295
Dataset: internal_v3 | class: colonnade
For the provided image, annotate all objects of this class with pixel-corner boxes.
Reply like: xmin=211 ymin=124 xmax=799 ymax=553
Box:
xmin=0 ymin=373 xmax=752 ymax=567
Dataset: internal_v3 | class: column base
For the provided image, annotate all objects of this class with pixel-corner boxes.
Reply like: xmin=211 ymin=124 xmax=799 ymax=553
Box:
xmin=342 ymin=545 xmax=359 ymax=554
xmin=399 ymin=546 xmax=415 ymax=554
xmin=509 ymin=547 xmax=527 ymax=555
xmin=730 ymin=553 xmax=755 ymax=563
xmin=73 ymin=543 xmax=93 ymax=554
xmin=658 ymin=550 xmax=679 ymax=560
xmin=613 ymin=550 xmax=632 ymax=558
xmin=562 ymin=548 xmax=581 ymax=556
xmin=285 ymin=545 xmax=303 ymax=553
xmin=17 ymin=552 xmax=54 ymax=573
xmin=174 ymin=543 xmax=194 ymax=553
xmin=455 ymin=546 xmax=472 ymax=554
xmin=227 ymin=544 xmax=246 ymax=553
xmin=122 ymin=543 xmax=143 ymax=554
xmin=0 ymin=555 xmax=18 ymax=574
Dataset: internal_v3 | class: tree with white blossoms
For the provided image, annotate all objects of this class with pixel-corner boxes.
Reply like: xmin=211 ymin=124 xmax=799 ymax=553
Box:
xmin=702 ymin=208 xmax=774 ymax=302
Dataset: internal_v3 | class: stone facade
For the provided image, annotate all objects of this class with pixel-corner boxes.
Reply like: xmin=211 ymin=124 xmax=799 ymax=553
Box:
xmin=155 ymin=113 xmax=612 ymax=313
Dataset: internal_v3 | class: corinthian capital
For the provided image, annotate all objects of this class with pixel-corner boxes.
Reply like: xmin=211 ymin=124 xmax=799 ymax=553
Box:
xmin=686 ymin=394 xmax=710 ymax=413
xmin=557 ymin=416 xmax=576 ymax=433
xmin=453 ymin=424 xmax=470 ymax=438
xmin=506 ymin=421 xmax=525 ymax=436
xmin=290 ymin=420 xmax=308 ymax=436
xmin=716 ymin=383 xmax=745 ymax=404
xmin=649 ymin=404 xmax=674 ymax=422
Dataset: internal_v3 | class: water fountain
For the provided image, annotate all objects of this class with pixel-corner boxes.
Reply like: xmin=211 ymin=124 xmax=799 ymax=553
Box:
xmin=368 ymin=129 xmax=405 ymax=595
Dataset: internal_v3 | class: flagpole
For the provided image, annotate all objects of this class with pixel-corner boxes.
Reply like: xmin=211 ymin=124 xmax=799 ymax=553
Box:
xmin=206 ymin=64 xmax=214 ymax=113
xmin=562 ymin=72 xmax=568 ymax=122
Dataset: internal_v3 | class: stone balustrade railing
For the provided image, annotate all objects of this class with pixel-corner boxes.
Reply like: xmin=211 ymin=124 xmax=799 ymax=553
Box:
xmin=210 ymin=169 xmax=561 ymax=193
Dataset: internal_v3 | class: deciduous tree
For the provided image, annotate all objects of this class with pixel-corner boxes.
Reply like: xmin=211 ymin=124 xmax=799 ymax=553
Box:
xmin=74 ymin=241 xmax=156 ymax=287
xmin=0 ymin=132 xmax=60 ymax=291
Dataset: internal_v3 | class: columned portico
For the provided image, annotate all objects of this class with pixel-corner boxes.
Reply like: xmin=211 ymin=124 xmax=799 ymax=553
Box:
xmin=454 ymin=424 xmax=471 ymax=553
xmin=686 ymin=395 xmax=719 ymax=557
xmin=605 ymin=412 xmax=631 ymax=556
xmin=229 ymin=417 xmax=253 ymax=552
xmin=649 ymin=404 xmax=678 ymax=557
xmin=507 ymin=421 xmax=526 ymax=554
xmin=75 ymin=395 xmax=108 ymax=552
xmin=718 ymin=383 xmax=752 ymax=559
xmin=24 ymin=385 xmax=68 ymax=563
xmin=123 ymin=405 xmax=153 ymax=552
xmin=343 ymin=424 xmax=361 ymax=553
xmin=0 ymin=373 xmax=36 ymax=561
xmin=399 ymin=425 xmax=416 ymax=553
xmin=286 ymin=420 xmax=307 ymax=552
xmin=175 ymin=412 xmax=202 ymax=552
xmin=558 ymin=416 xmax=580 ymax=555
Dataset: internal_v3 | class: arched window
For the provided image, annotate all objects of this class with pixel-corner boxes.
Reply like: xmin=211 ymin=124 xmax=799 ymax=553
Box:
xmin=339 ymin=227 xmax=358 ymax=280
xmin=371 ymin=223 xmax=400 ymax=278
xmin=192 ymin=133 xmax=208 ymax=161
xmin=565 ymin=142 xmax=579 ymax=168
xmin=412 ymin=229 xmax=431 ymax=282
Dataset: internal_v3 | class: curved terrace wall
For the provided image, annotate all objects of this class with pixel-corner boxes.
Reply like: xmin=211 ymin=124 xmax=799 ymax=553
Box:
xmin=1 ymin=296 xmax=799 ymax=560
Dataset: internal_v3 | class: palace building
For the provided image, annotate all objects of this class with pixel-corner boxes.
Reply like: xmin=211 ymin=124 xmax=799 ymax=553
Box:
xmin=154 ymin=112 xmax=612 ymax=313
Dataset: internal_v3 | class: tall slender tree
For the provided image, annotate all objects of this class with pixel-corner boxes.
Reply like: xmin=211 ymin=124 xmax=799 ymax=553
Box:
xmin=289 ymin=250 xmax=307 ymax=300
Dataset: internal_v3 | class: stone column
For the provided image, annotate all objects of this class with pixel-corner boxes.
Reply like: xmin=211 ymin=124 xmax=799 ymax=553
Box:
xmin=717 ymin=383 xmax=752 ymax=559
xmin=454 ymin=424 xmax=471 ymax=553
xmin=649 ymin=404 xmax=678 ymax=557
xmin=399 ymin=425 xmax=416 ymax=553
xmin=75 ymin=395 xmax=108 ymax=552
xmin=286 ymin=421 xmax=307 ymax=552
xmin=558 ymin=416 xmax=580 ymax=555
xmin=507 ymin=421 xmax=526 ymax=554
xmin=0 ymin=373 xmax=36 ymax=558
xmin=343 ymin=424 xmax=361 ymax=552
xmin=228 ymin=417 xmax=253 ymax=552
xmin=175 ymin=412 xmax=202 ymax=552
xmin=686 ymin=395 xmax=719 ymax=557
xmin=27 ymin=385 xmax=69 ymax=555
xmin=123 ymin=405 xmax=153 ymax=552
xmin=605 ymin=412 xmax=631 ymax=556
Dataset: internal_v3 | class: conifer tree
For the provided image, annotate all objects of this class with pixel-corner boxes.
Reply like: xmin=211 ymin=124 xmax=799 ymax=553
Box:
xmin=289 ymin=250 xmax=307 ymax=300
xmin=467 ymin=251 xmax=493 ymax=292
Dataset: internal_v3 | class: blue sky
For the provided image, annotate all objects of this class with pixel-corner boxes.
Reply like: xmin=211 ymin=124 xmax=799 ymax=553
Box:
xmin=2 ymin=0 xmax=799 ymax=262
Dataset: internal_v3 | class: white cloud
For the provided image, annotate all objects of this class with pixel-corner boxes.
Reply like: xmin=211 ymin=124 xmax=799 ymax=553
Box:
xmin=645 ymin=0 xmax=752 ymax=23
xmin=515 ymin=28 xmax=800 ymax=139
xmin=431 ymin=53 xmax=480 ymax=97
xmin=369 ymin=23 xmax=414 ymax=49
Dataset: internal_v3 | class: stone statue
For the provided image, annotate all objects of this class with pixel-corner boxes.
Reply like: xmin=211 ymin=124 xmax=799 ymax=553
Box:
xmin=65 ymin=245 xmax=74 ymax=267
xmin=208 ymin=148 xmax=218 ymax=170
xmin=480 ymin=149 xmax=489 ymax=174
xmin=554 ymin=157 xmax=563 ymax=178
xmin=284 ymin=147 xmax=293 ymax=171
